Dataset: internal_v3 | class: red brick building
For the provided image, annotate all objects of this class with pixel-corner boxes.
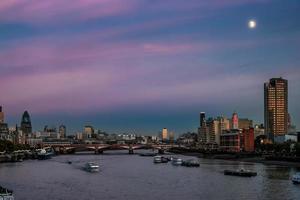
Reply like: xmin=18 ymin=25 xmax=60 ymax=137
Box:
xmin=220 ymin=128 xmax=254 ymax=152
xmin=240 ymin=128 xmax=254 ymax=152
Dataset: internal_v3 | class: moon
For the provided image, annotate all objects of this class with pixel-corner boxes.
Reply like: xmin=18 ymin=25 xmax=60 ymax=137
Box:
xmin=248 ymin=20 xmax=256 ymax=29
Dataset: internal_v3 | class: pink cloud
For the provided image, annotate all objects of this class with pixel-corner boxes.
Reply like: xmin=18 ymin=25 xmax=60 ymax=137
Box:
xmin=0 ymin=0 xmax=270 ymax=25
xmin=0 ymin=0 xmax=140 ymax=24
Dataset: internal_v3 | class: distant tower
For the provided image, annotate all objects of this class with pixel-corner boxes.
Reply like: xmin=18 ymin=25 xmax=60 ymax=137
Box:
xmin=198 ymin=112 xmax=207 ymax=143
xmin=161 ymin=128 xmax=168 ymax=141
xmin=21 ymin=111 xmax=32 ymax=135
xmin=264 ymin=77 xmax=288 ymax=140
xmin=169 ymin=131 xmax=175 ymax=143
xmin=83 ymin=125 xmax=94 ymax=139
xmin=200 ymin=112 xmax=206 ymax=127
xmin=0 ymin=106 xmax=4 ymax=123
xmin=232 ymin=112 xmax=239 ymax=129
xmin=59 ymin=125 xmax=67 ymax=138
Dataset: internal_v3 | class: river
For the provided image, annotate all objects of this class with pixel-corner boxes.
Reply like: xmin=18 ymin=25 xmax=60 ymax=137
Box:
xmin=0 ymin=150 xmax=300 ymax=200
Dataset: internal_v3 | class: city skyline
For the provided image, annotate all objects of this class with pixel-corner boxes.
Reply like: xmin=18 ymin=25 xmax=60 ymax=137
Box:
xmin=1 ymin=1 xmax=300 ymax=134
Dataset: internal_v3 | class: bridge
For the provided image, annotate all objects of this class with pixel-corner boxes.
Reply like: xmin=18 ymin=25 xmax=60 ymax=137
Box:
xmin=43 ymin=143 xmax=177 ymax=154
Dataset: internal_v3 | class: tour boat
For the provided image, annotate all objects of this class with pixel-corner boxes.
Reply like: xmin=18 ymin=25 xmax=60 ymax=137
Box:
xmin=171 ymin=158 xmax=183 ymax=166
xmin=37 ymin=149 xmax=53 ymax=160
xmin=0 ymin=186 xmax=14 ymax=200
xmin=153 ymin=156 xmax=169 ymax=163
xmin=85 ymin=162 xmax=99 ymax=172
xmin=224 ymin=169 xmax=257 ymax=177
xmin=292 ymin=172 xmax=300 ymax=184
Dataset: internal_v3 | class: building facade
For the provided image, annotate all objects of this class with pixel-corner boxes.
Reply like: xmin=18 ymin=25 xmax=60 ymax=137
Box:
xmin=59 ymin=125 xmax=66 ymax=138
xmin=232 ymin=112 xmax=239 ymax=129
xmin=21 ymin=111 xmax=32 ymax=135
xmin=220 ymin=128 xmax=254 ymax=152
xmin=0 ymin=106 xmax=4 ymax=123
xmin=161 ymin=128 xmax=168 ymax=141
xmin=264 ymin=78 xmax=288 ymax=141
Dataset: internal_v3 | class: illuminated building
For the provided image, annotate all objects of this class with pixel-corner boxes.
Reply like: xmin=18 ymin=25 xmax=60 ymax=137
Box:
xmin=59 ymin=125 xmax=66 ymax=138
xmin=264 ymin=77 xmax=288 ymax=141
xmin=220 ymin=128 xmax=254 ymax=152
xmin=84 ymin=125 xmax=94 ymax=139
xmin=232 ymin=112 xmax=239 ymax=129
xmin=200 ymin=112 xmax=206 ymax=127
xmin=161 ymin=128 xmax=168 ymax=141
xmin=238 ymin=118 xmax=253 ymax=129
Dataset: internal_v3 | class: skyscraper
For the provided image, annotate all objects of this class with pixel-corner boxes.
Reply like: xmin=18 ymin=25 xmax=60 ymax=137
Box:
xmin=232 ymin=112 xmax=239 ymax=129
xmin=198 ymin=112 xmax=207 ymax=143
xmin=264 ymin=77 xmax=288 ymax=141
xmin=161 ymin=128 xmax=168 ymax=141
xmin=21 ymin=111 xmax=32 ymax=135
xmin=200 ymin=112 xmax=206 ymax=127
xmin=59 ymin=125 xmax=66 ymax=138
xmin=0 ymin=106 xmax=4 ymax=123
xmin=83 ymin=125 xmax=94 ymax=139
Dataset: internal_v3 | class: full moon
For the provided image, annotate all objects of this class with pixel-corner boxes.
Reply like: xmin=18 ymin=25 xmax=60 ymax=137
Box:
xmin=248 ymin=20 xmax=256 ymax=29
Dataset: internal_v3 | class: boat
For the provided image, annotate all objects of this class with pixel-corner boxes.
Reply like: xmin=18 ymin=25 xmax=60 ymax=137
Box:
xmin=85 ymin=162 xmax=99 ymax=172
xmin=161 ymin=157 xmax=169 ymax=163
xmin=172 ymin=158 xmax=183 ymax=166
xmin=224 ymin=169 xmax=257 ymax=177
xmin=153 ymin=156 xmax=162 ymax=163
xmin=67 ymin=161 xmax=72 ymax=164
xmin=182 ymin=159 xmax=200 ymax=167
xmin=139 ymin=152 xmax=157 ymax=157
xmin=0 ymin=186 xmax=14 ymax=200
xmin=292 ymin=172 xmax=300 ymax=184
xmin=37 ymin=149 xmax=53 ymax=160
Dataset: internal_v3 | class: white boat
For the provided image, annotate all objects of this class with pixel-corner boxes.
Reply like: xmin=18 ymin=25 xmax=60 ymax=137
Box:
xmin=172 ymin=158 xmax=183 ymax=166
xmin=292 ymin=172 xmax=300 ymax=184
xmin=153 ymin=156 xmax=162 ymax=163
xmin=0 ymin=186 xmax=14 ymax=200
xmin=85 ymin=162 xmax=99 ymax=172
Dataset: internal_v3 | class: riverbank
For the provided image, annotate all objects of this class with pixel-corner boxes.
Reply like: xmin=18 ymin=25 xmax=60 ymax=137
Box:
xmin=172 ymin=151 xmax=300 ymax=167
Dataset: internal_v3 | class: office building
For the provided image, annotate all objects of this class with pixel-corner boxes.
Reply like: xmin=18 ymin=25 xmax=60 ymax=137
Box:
xmin=83 ymin=125 xmax=94 ymax=139
xmin=59 ymin=125 xmax=66 ymax=138
xmin=264 ymin=77 xmax=288 ymax=141
xmin=232 ymin=112 xmax=239 ymax=129
xmin=21 ymin=111 xmax=32 ymax=135
xmin=239 ymin=118 xmax=253 ymax=129
xmin=0 ymin=106 xmax=4 ymax=123
xmin=161 ymin=128 xmax=168 ymax=141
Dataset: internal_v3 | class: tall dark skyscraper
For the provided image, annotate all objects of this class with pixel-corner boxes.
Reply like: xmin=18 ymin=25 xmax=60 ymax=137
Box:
xmin=264 ymin=77 xmax=288 ymax=141
xmin=0 ymin=106 xmax=4 ymax=123
xmin=21 ymin=110 xmax=32 ymax=135
xmin=200 ymin=112 xmax=206 ymax=127
xmin=198 ymin=112 xmax=207 ymax=143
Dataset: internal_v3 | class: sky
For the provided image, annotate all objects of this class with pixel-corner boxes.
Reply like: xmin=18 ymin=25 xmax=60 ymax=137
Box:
xmin=0 ymin=0 xmax=300 ymax=135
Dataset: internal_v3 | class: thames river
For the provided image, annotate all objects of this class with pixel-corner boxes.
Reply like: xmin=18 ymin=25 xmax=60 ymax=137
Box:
xmin=0 ymin=150 xmax=300 ymax=200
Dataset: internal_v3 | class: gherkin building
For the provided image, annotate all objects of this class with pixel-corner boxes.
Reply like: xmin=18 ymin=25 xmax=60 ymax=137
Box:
xmin=21 ymin=111 xmax=32 ymax=135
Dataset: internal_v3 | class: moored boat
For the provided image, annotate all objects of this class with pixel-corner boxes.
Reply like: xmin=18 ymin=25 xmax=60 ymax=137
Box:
xmin=172 ymin=158 xmax=183 ymax=166
xmin=292 ymin=172 xmax=300 ymax=184
xmin=0 ymin=186 xmax=14 ymax=200
xmin=153 ymin=156 xmax=162 ymax=163
xmin=224 ymin=169 xmax=257 ymax=177
xmin=85 ymin=162 xmax=99 ymax=172
xmin=37 ymin=149 xmax=53 ymax=160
